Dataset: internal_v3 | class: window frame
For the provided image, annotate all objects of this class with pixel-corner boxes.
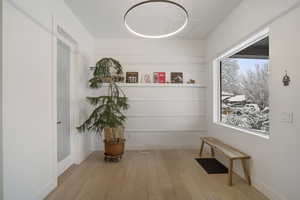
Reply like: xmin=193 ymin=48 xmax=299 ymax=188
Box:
xmin=213 ymin=28 xmax=270 ymax=139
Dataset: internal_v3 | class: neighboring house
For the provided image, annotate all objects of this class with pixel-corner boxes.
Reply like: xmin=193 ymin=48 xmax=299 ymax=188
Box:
xmin=221 ymin=91 xmax=234 ymax=102
xmin=224 ymin=95 xmax=247 ymax=106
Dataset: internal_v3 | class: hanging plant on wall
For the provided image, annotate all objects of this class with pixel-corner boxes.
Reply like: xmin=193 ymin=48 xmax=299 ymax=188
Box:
xmin=77 ymin=58 xmax=129 ymax=162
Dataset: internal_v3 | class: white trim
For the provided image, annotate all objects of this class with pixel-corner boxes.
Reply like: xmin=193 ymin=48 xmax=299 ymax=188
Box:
xmin=218 ymin=156 xmax=286 ymax=200
xmin=252 ymin=179 xmax=287 ymax=200
xmin=224 ymin=158 xmax=285 ymax=200
xmin=213 ymin=28 xmax=270 ymax=139
xmin=216 ymin=27 xmax=269 ymax=60
xmin=212 ymin=58 xmax=221 ymax=123
xmin=57 ymin=155 xmax=73 ymax=176
xmin=52 ymin=19 xmax=78 ymax=176
xmin=214 ymin=122 xmax=269 ymax=139
xmin=57 ymin=26 xmax=78 ymax=45
xmin=36 ymin=179 xmax=57 ymax=200
xmin=50 ymin=16 xmax=59 ymax=197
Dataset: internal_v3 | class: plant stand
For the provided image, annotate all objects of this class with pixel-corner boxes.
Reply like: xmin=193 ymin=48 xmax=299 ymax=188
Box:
xmin=104 ymin=153 xmax=122 ymax=162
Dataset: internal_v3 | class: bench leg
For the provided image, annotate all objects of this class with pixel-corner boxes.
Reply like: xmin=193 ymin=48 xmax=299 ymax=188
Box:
xmin=199 ymin=140 xmax=204 ymax=157
xmin=242 ymin=159 xmax=251 ymax=185
xmin=211 ymin=147 xmax=215 ymax=157
xmin=228 ymin=159 xmax=233 ymax=186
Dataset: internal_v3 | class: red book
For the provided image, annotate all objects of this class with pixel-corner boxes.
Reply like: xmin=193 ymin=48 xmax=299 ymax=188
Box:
xmin=153 ymin=72 xmax=166 ymax=83
xmin=157 ymin=72 xmax=166 ymax=83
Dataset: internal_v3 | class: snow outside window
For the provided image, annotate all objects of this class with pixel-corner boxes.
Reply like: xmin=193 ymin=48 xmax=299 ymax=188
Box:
xmin=219 ymin=36 xmax=270 ymax=136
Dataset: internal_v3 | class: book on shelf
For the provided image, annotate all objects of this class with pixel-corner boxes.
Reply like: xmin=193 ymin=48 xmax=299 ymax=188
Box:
xmin=153 ymin=72 xmax=166 ymax=83
xmin=171 ymin=72 xmax=183 ymax=83
xmin=140 ymin=72 xmax=152 ymax=83
xmin=126 ymin=72 xmax=139 ymax=83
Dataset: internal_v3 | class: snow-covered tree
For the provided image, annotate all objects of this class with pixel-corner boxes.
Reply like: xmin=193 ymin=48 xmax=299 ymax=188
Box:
xmin=221 ymin=59 xmax=270 ymax=133
xmin=225 ymin=109 xmax=269 ymax=132
xmin=240 ymin=63 xmax=269 ymax=109
xmin=221 ymin=59 xmax=240 ymax=94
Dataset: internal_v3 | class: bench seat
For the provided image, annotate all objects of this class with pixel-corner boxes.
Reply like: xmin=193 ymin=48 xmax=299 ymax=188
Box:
xmin=199 ymin=137 xmax=251 ymax=186
xmin=202 ymin=137 xmax=250 ymax=160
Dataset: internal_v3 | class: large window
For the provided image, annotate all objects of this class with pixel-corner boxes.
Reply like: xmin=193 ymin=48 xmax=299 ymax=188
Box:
xmin=218 ymin=36 xmax=270 ymax=136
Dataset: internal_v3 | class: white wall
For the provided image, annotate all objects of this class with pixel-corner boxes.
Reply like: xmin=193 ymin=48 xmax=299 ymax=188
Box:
xmin=92 ymin=39 xmax=207 ymax=150
xmin=205 ymin=1 xmax=300 ymax=200
xmin=3 ymin=0 xmax=94 ymax=199
xmin=0 ymin=0 xmax=3 ymax=198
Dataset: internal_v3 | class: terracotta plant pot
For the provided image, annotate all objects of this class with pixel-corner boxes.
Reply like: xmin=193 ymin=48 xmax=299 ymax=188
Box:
xmin=104 ymin=139 xmax=125 ymax=156
xmin=103 ymin=127 xmax=125 ymax=161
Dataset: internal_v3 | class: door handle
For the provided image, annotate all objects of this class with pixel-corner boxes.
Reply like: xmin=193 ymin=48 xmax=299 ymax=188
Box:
xmin=57 ymin=121 xmax=62 ymax=124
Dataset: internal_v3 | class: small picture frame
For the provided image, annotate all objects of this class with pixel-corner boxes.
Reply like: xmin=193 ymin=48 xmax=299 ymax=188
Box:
xmin=126 ymin=72 xmax=139 ymax=83
xmin=171 ymin=72 xmax=183 ymax=83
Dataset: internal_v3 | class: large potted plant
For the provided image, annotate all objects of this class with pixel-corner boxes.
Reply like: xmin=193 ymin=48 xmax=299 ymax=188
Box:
xmin=77 ymin=58 xmax=129 ymax=161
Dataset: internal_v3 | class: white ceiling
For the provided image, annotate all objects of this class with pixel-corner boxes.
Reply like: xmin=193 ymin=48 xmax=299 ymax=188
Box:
xmin=64 ymin=0 xmax=242 ymax=39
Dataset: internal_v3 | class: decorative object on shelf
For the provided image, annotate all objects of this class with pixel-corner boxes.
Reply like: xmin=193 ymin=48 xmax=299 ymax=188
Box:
xmin=187 ymin=79 xmax=195 ymax=84
xmin=282 ymin=70 xmax=291 ymax=86
xmin=153 ymin=72 xmax=158 ymax=83
xmin=126 ymin=72 xmax=139 ymax=83
xmin=171 ymin=72 xmax=183 ymax=83
xmin=124 ymin=0 xmax=189 ymax=39
xmin=77 ymin=58 xmax=129 ymax=162
xmin=141 ymin=72 xmax=152 ymax=83
xmin=153 ymin=72 xmax=166 ymax=83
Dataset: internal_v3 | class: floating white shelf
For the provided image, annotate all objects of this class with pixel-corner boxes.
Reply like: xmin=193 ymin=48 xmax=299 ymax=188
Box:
xmin=124 ymin=129 xmax=206 ymax=132
xmin=103 ymin=83 xmax=206 ymax=88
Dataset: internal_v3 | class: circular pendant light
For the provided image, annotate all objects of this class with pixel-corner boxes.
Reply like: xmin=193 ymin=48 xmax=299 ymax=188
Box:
xmin=124 ymin=0 xmax=189 ymax=39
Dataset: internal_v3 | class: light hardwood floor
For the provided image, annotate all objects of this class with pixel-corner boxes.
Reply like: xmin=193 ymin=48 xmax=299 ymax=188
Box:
xmin=46 ymin=150 xmax=269 ymax=200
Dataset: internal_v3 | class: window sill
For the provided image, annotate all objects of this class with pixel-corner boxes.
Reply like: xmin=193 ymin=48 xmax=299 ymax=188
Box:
xmin=214 ymin=122 xmax=270 ymax=140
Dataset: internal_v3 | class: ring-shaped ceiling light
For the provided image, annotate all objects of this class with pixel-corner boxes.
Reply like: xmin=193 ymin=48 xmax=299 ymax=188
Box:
xmin=124 ymin=0 xmax=189 ymax=39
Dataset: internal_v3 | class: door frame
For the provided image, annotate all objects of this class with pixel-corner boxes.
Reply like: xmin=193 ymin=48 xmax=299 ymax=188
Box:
xmin=51 ymin=18 xmax=79 ymax=178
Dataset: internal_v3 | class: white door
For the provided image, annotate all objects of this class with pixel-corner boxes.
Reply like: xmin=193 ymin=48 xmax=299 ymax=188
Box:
xmin=57 ymin=39 xmax=71 ymax=164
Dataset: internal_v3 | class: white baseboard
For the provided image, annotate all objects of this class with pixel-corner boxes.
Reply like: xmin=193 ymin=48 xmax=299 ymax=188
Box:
xmin=230 ymin=166 xmax=286 ymax=200
xmin=36 ymin=179 xmax=57 ymax=200
xmin=125 ymin=144 xmax=200 ymax=150
xmin=93 ymin=144 xmax=200 ymax=152
xmin=92 ymin=131 xmax=208 ymax=152
xmin=201 ymin=152 xmax=286 ymax=200
xmin=58 ymin=155 xmax=73 ymax=176
xmin=220 ymin=158 xmax=286 ymax=200
xmin=252 ymin=179 xmax=286 ymax=200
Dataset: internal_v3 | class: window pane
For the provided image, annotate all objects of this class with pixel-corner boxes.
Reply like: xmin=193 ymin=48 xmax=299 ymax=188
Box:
xmin=220 ymin=56 xmax=269 ymax=135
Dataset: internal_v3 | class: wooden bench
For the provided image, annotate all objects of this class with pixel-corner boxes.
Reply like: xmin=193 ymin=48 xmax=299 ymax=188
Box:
xmin=199 ymin=137 xmax=251 ymax=186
